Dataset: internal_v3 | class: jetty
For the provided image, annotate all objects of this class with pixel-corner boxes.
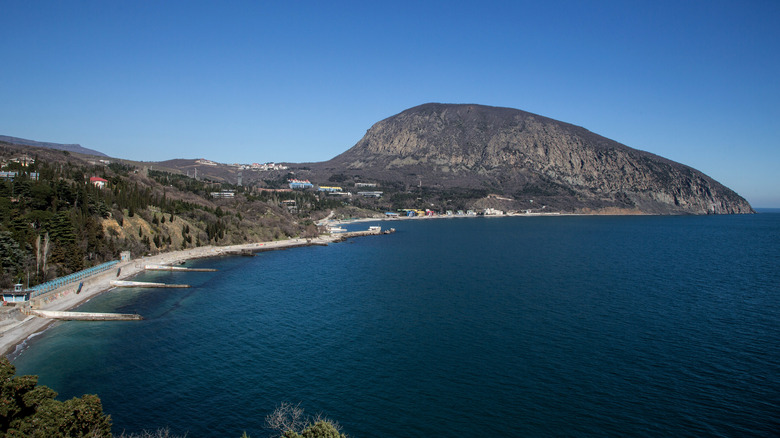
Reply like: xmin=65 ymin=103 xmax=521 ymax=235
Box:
xmin=145 ymin=264 xmax=217 ymax=272
xmin=110 ymin=280 xmax=191 ymax=288
xmin=22 ymin=309 xmax=143 ymax=321
xmin=333 ymin=226 xmax=396 ymax=241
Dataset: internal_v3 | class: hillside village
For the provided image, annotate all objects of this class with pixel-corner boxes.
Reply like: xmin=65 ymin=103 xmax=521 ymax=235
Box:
xmin=1 ymin=138 xmax=543 ymax=294
xmin=0 ymin=142 xmax=364 ymax=290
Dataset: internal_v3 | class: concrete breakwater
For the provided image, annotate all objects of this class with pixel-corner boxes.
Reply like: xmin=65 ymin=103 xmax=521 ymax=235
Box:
xmin=332 ymin=227 xmax=396 ymax=242
xmin=22 ymin=309 xmax=143 ymax=321
xmin=2 ymin=229 xmax=392 ymax=357
xmin=145 ymin=264 xmax=217 ymax=272
xmin=110 ymin=280 xmax=191 ymax=288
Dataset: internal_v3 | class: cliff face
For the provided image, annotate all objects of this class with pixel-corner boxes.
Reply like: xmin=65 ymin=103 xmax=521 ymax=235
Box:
xmin=316 ymin=103 xmax=752 ymax=214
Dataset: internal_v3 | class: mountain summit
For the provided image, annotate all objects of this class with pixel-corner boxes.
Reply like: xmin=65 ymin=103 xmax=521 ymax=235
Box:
xmin=309 ymin=103 xmax=752 ymax=214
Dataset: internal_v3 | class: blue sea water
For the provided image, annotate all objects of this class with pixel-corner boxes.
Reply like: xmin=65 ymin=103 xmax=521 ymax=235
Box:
xmin=11 ymin=214 xmax=780 ymax=437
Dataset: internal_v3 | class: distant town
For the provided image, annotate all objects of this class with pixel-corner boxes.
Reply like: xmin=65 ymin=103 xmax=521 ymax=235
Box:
xmin=195 ymin=158 xmax=288 ymax=171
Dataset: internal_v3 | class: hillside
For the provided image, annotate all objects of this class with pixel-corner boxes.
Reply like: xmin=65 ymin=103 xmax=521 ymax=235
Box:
xmin=0 ymin=142 xmax=340 ymax=289
xmin=0 ymin=135 xmax=107 ymax=157
xmin=300 ymin=103 xmax=753 ymax=214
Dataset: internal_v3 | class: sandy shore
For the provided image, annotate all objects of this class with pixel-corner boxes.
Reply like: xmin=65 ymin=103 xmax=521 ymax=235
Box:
xmin=1 ymin=235 xmax=342 ymax=358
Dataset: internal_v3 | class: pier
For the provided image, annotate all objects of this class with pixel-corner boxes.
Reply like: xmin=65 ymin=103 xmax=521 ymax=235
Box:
xmin=110 ymin=280 xmax=191 ymax=288
xmin=333 ymin=227 xmax=396 ymax=241
xmin=145 ymin=264 xmax=217 ymax=272
xmin=22 ymin=309 xmax=143 ymax=321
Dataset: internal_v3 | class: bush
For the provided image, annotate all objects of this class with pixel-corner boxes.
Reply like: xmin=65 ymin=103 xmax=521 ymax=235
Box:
xmin=0 ymin=357 xmax=112 ymax=437
xmin=266 ymin=403 xmax=346 ymax=438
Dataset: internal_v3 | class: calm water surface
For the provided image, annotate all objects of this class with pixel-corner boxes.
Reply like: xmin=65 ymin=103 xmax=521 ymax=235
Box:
xmin=12 ymin=215 xmax=780 ymax=437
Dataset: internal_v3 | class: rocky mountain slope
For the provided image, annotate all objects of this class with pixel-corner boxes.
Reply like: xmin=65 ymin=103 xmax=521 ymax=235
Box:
xmin=305 ymin=103 xmax=753 ymax=214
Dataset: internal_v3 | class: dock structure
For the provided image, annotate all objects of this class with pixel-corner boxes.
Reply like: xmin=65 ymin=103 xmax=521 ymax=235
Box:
xmin=333 ymin=227 xmax=396 ymax=241
xmin=26 ymin=260 xmax=119 ymax=298
xmin=110 ymin=280 xmax=191 ymax=288
xmin=23 ymin=309 xmax=143 ymax=321
xmin=145 ymin=264 xmax=217 ymax=272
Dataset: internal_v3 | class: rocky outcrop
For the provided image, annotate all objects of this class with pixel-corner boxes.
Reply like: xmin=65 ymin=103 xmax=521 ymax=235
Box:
xmin=312 ymin=103 xmax=752 ymax=214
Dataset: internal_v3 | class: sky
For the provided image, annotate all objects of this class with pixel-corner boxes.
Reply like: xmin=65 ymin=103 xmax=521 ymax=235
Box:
xmin=1 ymin=1 xmax=778 ymax=207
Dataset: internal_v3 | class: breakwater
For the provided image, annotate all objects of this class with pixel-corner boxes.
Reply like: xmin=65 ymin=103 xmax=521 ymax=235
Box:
xmin=110 ymin=280 xmax=191 ymax=288
xmin=12 ymin=215 xmax=780 ymax=437
xmin=145 ymin=264 xmax=217 ymax=272
xmin=22 ymin=309 xmax=143 ymax=321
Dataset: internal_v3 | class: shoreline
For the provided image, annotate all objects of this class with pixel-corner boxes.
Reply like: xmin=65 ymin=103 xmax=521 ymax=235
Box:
xmin=1 ymin=234 xmax=343 ymax=359
xmin=2 ymin=211 xmax=631 ymax=358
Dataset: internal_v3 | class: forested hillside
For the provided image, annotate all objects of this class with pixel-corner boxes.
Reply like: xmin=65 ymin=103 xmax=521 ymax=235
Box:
xmin=0 ymin=143 xmax=350 ymax=288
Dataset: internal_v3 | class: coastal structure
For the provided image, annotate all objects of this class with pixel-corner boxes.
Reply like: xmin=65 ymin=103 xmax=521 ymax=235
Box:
xmin=2 ymin=284 xmax=29 ymax=304
xmin=110 ymin=280 xmax=191 ymax=288
xmin=90 ymin=176 xmax=108 ymax=188
xmin=0 ymin=229 xmax=394 ymax=356
xmin=22 ymin=309 xmax=143 ymax=321
xmin=210 ymin=190 xmax=235 ymax=198
xmin=289 ymin=179 xmax=313 ymax=189
xmin=145 ymin=264 xmax=217 ymax=272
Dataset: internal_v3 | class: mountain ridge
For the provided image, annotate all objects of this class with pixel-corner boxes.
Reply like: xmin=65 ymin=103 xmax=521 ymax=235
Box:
xmin=0 ymin=135 xmax=107 ymax=157
xmin=302 ymin=103 xmax=752 ymax=214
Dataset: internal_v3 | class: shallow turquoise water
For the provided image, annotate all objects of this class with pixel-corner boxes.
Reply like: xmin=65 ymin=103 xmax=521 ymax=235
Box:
xmin=13 ymin=215 xmax=780 ymax=437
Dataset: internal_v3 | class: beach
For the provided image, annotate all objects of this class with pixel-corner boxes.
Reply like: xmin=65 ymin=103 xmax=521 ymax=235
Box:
xmin=1 ymin=234 xmax=346 ymax=358
xmin=1 ymin=213 xmax=546 ymax=358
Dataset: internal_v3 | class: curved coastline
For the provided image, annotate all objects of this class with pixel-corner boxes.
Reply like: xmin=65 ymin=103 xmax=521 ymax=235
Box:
xmin=1 ymin=235 xmax=344 ymax=358
xmin=3 ymin=212 xmax=592 ymax=358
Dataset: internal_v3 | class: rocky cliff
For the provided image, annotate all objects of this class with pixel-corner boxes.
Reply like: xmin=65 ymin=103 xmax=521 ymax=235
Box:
xmin=310 ymin=103 xmax=752 ymax=214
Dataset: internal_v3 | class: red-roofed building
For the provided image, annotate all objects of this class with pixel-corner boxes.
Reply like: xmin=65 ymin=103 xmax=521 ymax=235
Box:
xmin=90 ymin=176 xmax=108 ymax=188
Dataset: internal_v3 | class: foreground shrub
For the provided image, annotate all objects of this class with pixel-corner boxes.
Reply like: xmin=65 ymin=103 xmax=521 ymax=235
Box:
xmin=266 ymin=403 xmax=346 ymax=438
xmin=0 ymin=357 xmax=112 ymax=437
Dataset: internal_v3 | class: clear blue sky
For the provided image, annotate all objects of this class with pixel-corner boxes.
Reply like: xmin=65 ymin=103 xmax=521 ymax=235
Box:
xmin=2 ymin=1 xmax=778 ymax=207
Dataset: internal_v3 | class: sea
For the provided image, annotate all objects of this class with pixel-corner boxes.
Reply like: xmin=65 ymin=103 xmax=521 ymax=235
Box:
xmin=11 ymin=213 xmax=780 ymax=437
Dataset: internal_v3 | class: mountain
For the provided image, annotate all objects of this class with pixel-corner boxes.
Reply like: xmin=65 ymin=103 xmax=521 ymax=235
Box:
xmin=0 ymin=135 xmax=107 ymax=157
xmin=303 ymin=103 xmax=753 ymax=214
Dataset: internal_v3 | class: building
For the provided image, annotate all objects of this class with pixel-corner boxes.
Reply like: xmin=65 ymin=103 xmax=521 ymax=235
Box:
xmin=317 ymin=186 xmax=343 ymax=193
xmin=251 ymin=162 xmax=288 ymax=171
xmin=281 ymin=199 xmax=297 ymax=213
xmin=90 ymin=176 xmax=108 ymax=188
xmin=358 ymin=191 xmax=383 ymax=198
xmin=255 ymin=187 xmax=292 ymax=193
xmin=2 ymin=284 xmax=30 ymax=304
xmin=355 ymin=182 xmax=378 ymax=188
xmin=0 ymin=171 xmax=39 ymax=181
xmin=289 ymin=179 xmax=313 ymax=189
xmin=210 ymin=190 xmax=235 ymax=198
xmin=10 ymin=155 xmax=34 ymax=167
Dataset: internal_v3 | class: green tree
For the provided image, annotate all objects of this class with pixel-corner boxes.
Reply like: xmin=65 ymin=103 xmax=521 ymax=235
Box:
xmin=0 ymin=357 xmax=112 ymax=437
xmin=0 ymin=232 xmax=25 ymax=287
xmin=265 ymin=403 xmax=346 ymax=438
xmin=283 ymin=421 xmax=346 ymax=438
